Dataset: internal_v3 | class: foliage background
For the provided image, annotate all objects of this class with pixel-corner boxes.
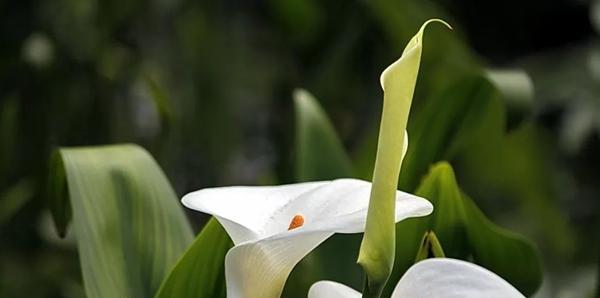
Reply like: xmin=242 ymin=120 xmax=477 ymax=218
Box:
xmin=0 ymin=0 xmax=599 ymax=297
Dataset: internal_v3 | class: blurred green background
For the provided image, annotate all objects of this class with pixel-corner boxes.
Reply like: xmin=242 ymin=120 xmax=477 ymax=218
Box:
xmin=0 ymin=0 xmax=599 ymax=297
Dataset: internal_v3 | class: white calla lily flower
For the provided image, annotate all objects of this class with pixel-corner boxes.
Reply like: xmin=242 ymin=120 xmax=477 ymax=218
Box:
xmin=182 ymin=178 xmax=432 ymax=298
xmin=308 ymin=258 xmax=525 ymax=298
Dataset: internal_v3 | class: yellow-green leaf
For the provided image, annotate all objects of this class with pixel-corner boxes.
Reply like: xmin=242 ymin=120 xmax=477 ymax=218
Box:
xmin=357 ymin=19 xmax=451 ymax=297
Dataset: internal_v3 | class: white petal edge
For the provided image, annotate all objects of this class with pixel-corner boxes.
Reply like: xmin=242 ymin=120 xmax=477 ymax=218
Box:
xmin=300 ymin=188 xmax=432 ymax=234
xmin=392 ymin=258 xmax=525 ymax=298
xmin=225 ymin=231 xmax=333 ymax=298
xmin=308 ymin=281 xmax=361 ymax=298
xmin=181 ymin=181 xmax=328 ymax=244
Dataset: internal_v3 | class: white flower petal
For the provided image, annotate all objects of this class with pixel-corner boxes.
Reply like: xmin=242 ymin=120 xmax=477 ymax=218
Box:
xmin=181 ymin=181 xmax=327 ymax=243
xmin=295 ymin=179 xmax=432 ymax=234
xmin=183 ymin=174 xmax=433 ymax=298
xmin=308 ymin=281 xmax=361 ymax=298
xmin=213 ymin=216 xmax=258 ymax=244
xmin=225 ymin=231 xmax=333 ymax=298
xmin=182 ymin=178 xmax=432 ymax=243
xmin=309 ymin=191 xmax=431 ymax=234
xmin=392 ymin=258 xmax=525 ymax=298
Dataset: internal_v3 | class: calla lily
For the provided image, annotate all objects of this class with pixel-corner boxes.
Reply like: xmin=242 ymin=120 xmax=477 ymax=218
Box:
xmin=182 ymin=177 xmax=432 ymax=298
xmin=308 ymin=258 xmax=525 ymax=298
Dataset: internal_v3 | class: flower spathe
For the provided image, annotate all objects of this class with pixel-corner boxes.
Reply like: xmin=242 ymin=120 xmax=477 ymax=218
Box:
xmin=308 ymin=258 xmax=525 ymax=298
xmin=182 ymin=178 xmax=433 ymax=298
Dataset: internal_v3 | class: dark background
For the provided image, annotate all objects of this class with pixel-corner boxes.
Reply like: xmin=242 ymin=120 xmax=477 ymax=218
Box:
xmin=0 ymin=0 xmax=598 ymax=297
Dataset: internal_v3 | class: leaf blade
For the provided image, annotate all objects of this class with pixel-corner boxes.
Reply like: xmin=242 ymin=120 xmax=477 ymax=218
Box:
xmin=389 ymin=162 xmax=542 ymax=296
xmin=155 ymin=218 xmax=232 ymax=298
xmin=294 ymin=89 xmax=354 ymax=181
xmin=48 ymin=144 xmax=194 ymax=298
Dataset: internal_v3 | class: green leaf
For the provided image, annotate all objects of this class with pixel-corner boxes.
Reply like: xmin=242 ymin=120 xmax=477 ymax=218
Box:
xmin=143 ymin=74 xmax=175 ymax=127
xmin=414 ymin=230 xmax=446 ymax=262
xmin=358 ymin=19 xmax=451 ymax=297
xmin=457 ymin=123 xmax=575 ymax=257
xmin=294 ymin=89 xmax=353 ymax=181
xmin=485 ymin=69 xmax=534 ymax=129
xmin=461 ymin=193 xmax=542 ymax=295
xmin=354 ymin=74 xmax=510 ymax=190
xmin=155 ymin=218 xmax=232 ymax=298
xmin=0 ymin=179 xmax=35 ymax=225
xmin=399 ymin=74 xmax=505 ymax=191
xmin=48 ymin=144 xmax=194 ymax=298
xmin=388 ymin=162 xmax=542 ymax=296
